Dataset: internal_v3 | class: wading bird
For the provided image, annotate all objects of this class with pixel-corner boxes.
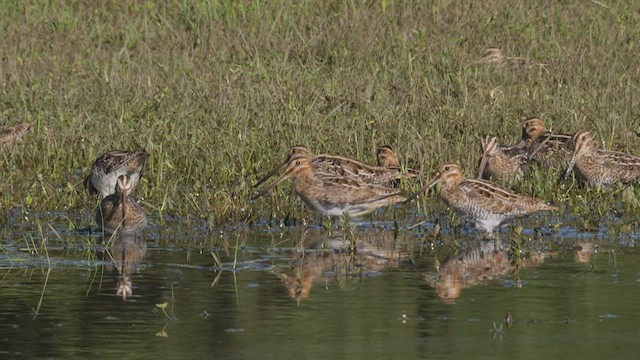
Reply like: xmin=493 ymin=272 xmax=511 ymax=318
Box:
xmin=96 ymin=175 xmax=147 ymax=234
xmin=252 ymin=156 xmax=406 ymax=218
xmin=85 ymin=150 xmax=149 ymax=198
xmin=407 ymin=163 xmax=557 ymax=236
xmin=477 ymin=136 xmax=528 ymax=183
xmin=254 ymin=145 xmax=418 ymax=188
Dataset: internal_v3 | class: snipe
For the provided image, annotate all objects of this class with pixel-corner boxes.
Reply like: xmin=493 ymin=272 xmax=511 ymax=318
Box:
xmin=521 ymin=118 xmax=573 ymax=168
xmin=96 ymin=175 xmax=147 ymax=234
xmin=407 ymin=163 xmax=557 ymax=235
xmin=85 ymin=150 xmax=149 ymax=198
xmin=254 ymin=145 xmax=417 ymax=188
xmin=477 ymin=136 xmax=528 ymax=183
xmin=0 ymin=122 xmax=33 ymax=146
xmin=252 ymin=156 xmax=406 ymax=218
xmin=564 ymin=131 xmax=640 ymax=187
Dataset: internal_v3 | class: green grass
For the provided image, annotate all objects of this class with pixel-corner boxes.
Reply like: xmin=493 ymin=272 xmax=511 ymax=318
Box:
xmin=1 ymin=1 xmax=640 ymax=227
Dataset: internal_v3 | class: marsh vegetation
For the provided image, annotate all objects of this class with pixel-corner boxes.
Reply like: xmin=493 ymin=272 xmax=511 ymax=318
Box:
xmin=1 ymin=1 xmax=640 ymax=229
xmin=2 ymin=2 xmax=640 ymax=357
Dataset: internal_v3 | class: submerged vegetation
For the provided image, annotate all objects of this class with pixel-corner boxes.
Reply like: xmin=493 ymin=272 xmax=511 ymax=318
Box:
xmin=1 ymin=1 xmax=640 ymax=229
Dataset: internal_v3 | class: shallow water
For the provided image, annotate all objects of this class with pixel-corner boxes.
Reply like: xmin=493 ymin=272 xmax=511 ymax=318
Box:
xmin=1 ymin=214 xmax=640 ymax=359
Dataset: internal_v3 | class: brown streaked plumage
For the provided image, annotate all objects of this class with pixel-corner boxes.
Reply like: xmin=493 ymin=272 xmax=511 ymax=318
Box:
xmin=253 ymin=146 xmax=312 ymax=188
xmin=0 ymin=122 xmax=33 ymax=146
xmin=376 ymin=144 xmax=420 ymax=178
xmin=406 ymin=163 xmax=557 ymax=234
xmin=254 ymin=145 xmax=416 ymax=188
xmin=480 ymin=47 xmax=508 ymax=65
xmin=521 ymin=117 xmax=550 ymax=142
xmin=376 ymin=144 xmax=420 ymax=189
xmin=480 ymin=47 xmax=545 ymax=68
xmin=96 ymin=175 xmax=147 ymax=234
xmin=564 ymin=131 xmax=640 ymax=187
xmin=477 ymin=136 xmax=528 ymax=183
xmin=85 ymin=150 xmax=149 ymax=198
xmin=521 ymin=118 xmax=573 ymax=167
xmin=252 ymin=156 xmax=406 ymax=218
xmin=376 ymin=145 xmax=401 ymax=168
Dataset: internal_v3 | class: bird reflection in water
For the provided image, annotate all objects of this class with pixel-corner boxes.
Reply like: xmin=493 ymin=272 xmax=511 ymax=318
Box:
xmin=573 ymin=240 xmax=597 ymax=265
xmin=275 ymin=228 xmax=412 ymax=304
xmin=99 ymin=232 xmax=147 ymax=301
xmin=422 ymin=238 xmax=553 ymax=303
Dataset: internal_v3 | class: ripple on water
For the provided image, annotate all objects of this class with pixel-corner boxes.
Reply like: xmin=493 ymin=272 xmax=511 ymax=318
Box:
xmin=2 ymin=219 xmax=640 ymax=358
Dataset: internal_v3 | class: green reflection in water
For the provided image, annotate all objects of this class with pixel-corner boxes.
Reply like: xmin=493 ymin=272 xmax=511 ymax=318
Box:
xmin=1 ymin=226 xmax=640 ymax=359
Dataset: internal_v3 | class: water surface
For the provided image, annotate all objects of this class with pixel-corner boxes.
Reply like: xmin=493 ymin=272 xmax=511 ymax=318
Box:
xmin=1 ymin=214 xmax=640 ymax=359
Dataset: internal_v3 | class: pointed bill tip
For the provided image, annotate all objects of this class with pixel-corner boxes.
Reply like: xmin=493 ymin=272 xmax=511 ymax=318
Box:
xmin=251 ymin=165 xmax=297 ymax=202
xmin=403 ymin=192 xmax=421 ymax=204
xmin=563 ymin=156 xmax=577 ymax=181
xmin=403 ymin=176 xmax=440 ymax=204
xmin=253 ymin=160 xmax=288 ymax=188
xmin=563 ymin=142 xmax=581 ymax=181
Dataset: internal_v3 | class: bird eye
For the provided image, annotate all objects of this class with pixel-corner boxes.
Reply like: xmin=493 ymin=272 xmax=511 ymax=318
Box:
xmin=295 ymin=160 xmax=301 ymax=166
xmin=444 ymin=166 xmax=450 ymax=171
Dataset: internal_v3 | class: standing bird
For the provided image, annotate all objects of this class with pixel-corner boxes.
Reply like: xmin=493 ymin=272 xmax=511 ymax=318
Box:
xmin=564 ymin=131 xmax=640 ymax=187
xmin=406 ymin=163 xmax=557 ymax=235
xmin=96 ymin=175 xmax=147 ymax=234
xmin=252 ymin=156 xmax=406 ymax=218
xmin=85 ymin=150 xmax=149 ymax=198
xmin=254 ymin=145 xmax=416 ymax=188
xmin=477 ymin=136 xmax=528 ymax=183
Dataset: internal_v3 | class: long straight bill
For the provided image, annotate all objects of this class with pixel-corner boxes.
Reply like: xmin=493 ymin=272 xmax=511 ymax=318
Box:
xmin=253 ymin=160 xmax=289 ymax=188
xmin=121 ymin=185 xmax=127 ymax=228
xmin=251 ymin=168 xmax=295 ymax=201
xmin=403 ymin=175 xmax=441 ymax=203
xmin=477 ymin=151 xmax=490 ymax=180
xmin=563 ymin=152 xmax=579 ymax=181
